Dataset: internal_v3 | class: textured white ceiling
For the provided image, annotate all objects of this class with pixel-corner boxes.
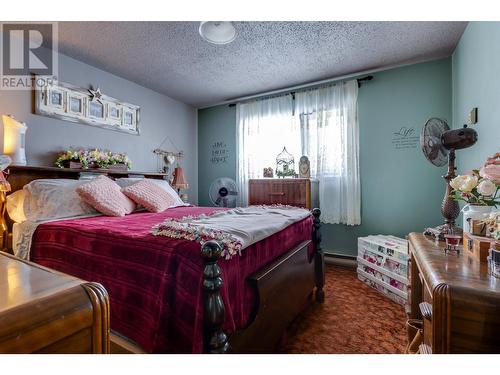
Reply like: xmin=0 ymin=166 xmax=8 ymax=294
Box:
xmin=56 ymin=22 xmax=467 ymax=108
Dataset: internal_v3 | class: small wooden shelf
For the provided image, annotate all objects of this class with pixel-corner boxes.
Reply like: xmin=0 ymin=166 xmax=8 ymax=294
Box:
xmin=7 ymin=165 xmax=166 ymax=178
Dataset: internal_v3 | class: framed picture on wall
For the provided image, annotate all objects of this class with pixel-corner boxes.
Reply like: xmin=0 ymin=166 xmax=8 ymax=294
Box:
xmin=88 ymin=100 xmax=104 ymax=120
xmin=122 ymin=106 xmax=137 ymax=131
xmin=106 ymin=102 xmax=122 ymax=126
xmin=34 ymin=76 xmax=140 ymax=135
xmin=48 ymin=87 xmax=66 ymax=113
xmin=67 ymin=93 xmax=86 ymax=116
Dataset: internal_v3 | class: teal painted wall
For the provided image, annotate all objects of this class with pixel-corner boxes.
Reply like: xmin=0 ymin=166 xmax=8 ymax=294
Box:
xmin=198 ymin=59 xmax=452 ymax=255
xmin=452 ymin=22 xmax=500 ymax=172
xmin=198 ymin=105 xmax=237 ymax=206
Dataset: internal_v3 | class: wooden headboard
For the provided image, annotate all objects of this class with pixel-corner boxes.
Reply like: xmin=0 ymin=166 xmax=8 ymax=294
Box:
xmin=2 ymin=165 xmax=167 ymax=252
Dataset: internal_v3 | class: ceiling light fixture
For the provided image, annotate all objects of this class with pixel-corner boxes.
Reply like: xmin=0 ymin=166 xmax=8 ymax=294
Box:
xmin=199 ymin=22 xmax=236 ymax=45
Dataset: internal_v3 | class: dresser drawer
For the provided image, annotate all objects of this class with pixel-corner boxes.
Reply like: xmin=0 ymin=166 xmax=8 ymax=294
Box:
xmin=248 ymin=179 xmax=316 ymax=208
xmin=271 ymin=181 xmax=307 ymax=207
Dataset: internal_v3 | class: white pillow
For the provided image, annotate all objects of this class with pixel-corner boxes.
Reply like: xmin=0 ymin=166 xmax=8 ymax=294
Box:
xmin=6 ymin=190 xmax=27 ymax=223
xmin=115 ymin=178 xmax=187 ymax=207
xmin=23 ymin=179 xmax=98 ymax=221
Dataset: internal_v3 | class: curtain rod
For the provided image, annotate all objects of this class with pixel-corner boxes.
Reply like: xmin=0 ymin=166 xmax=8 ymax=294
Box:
xmin=226 ymin=75 xmax=373 ymax=108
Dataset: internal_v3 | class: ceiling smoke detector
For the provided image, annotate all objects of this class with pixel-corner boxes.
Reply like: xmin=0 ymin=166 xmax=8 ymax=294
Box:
xmin=199 ymin=22 xmax=236 ymax=45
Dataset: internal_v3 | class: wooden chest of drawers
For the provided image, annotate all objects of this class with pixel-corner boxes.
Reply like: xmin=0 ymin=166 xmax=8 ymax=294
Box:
xmin=0 ymin=252 xmax=110 ymax=353
xmin=248 ymin=179 xmax=319 ymax=209
xmin=408 ymin=232 xmax=500 ymax=353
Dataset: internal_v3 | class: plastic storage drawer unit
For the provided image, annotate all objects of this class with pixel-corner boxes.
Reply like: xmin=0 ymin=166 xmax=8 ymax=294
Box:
xmin=357 ymin=235 xmax=409 ymax=306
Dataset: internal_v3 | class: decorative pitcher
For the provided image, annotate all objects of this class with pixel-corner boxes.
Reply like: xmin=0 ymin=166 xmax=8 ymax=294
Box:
xmin=462 ymin=205 xmax=493 ymax=234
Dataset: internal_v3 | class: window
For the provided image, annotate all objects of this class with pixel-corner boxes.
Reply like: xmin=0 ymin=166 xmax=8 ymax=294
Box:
xmin=237 ymin=80 xmax=361 ymax=225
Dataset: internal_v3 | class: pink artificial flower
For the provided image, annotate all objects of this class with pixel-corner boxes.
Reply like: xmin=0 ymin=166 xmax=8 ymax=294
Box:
xmin=480 ymin=164 xmax=500 ymax=185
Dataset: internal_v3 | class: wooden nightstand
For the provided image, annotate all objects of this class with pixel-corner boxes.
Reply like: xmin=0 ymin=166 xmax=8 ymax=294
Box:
xmin=0 ymin=252 xmax=110 ymax=353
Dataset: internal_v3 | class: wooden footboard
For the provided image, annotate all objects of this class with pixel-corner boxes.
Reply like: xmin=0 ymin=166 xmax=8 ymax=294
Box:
xmin=201 ymin=208 xmax=324 ymax=354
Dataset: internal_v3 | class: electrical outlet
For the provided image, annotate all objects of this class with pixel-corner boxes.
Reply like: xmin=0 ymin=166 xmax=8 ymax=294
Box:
xmin=468 ymin=107 xmax=478 ymax=124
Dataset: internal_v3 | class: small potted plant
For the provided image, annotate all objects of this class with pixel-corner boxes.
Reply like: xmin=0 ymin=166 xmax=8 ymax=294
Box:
xmin=108 ymin=152 xmax=132 ymax=171
xmin=55 ymin=149 xmax=90 ymax=169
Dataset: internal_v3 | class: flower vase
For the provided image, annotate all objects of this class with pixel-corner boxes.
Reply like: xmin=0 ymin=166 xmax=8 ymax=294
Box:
xmin=62 ymin=160 xmax=82 ymax=169
xmin=462 ymin=204 xmax=493 ymax=234
xmin=107 ymin=163 xmax=128 ymax=171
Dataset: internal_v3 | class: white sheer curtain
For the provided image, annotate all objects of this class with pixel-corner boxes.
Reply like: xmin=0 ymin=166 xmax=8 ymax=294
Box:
xmin=236 ymin=79 xmax=360 ymax=225
xmin=236 ymin=94 xmax=297 ymax=206
xmin=295 ymin=80 xmax=360 ymax=225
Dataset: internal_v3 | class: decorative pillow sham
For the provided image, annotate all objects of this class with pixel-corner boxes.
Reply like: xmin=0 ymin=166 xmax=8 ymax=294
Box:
xmin=76 ymin=175 xmax=136 ymax=217
xmin=121 ymin=179 xmax=179 ymax=213
xmin=116 ymin=177 xmax=186 ymax=207
xmin=23 ymin=179 xmax=98 ymax=222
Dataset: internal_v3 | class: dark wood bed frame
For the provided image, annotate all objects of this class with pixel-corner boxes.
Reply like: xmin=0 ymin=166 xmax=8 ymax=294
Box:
xmin=3 ymin=165 xmax=325 ymax=354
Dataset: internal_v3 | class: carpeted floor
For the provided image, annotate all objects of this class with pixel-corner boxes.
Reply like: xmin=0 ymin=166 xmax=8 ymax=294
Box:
xmin=285 ymin=265 xmax=407 ymax=354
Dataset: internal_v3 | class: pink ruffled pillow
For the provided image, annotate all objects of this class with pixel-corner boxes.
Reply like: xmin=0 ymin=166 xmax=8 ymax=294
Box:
xmin=76 ymin=175 xmax=136 ymax=217
xmin=121 ymin=179 xmax=179 ymax=213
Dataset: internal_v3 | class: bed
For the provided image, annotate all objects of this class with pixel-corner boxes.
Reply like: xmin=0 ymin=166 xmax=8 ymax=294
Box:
xmin=3 ymin=165 xmax=325 ymax=354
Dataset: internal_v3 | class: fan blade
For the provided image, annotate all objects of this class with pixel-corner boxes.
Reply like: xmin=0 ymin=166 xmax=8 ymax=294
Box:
xmin=222 ymin=198 xmax=228 ymax=207
xmin=215 ymin=197 xmax=222 ymax=205
xmin=228 ymin=191 xmax=238 ymax=195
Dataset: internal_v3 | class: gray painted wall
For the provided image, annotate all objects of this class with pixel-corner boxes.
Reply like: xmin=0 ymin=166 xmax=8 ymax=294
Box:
xmin=0 ymin=51 xmax=198 ymax=203
xmin=452 ymin=22 xmax=500 ymax=172
xmin=197 ymin=59 xmax=452 ymax=255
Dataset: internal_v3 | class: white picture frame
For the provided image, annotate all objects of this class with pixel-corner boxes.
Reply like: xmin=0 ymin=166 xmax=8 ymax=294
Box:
xmin=88 ymin=100 xmax=105 ymax=120
xmin=122 ymin=106 xmax=137 ymax=131
xmin=106 ymin=102 xmax=122 ymax=127
xmin=67 ymin=92 xmax=86 ymax=117
xmin=34 ymin=76 xmax=140 ymax=135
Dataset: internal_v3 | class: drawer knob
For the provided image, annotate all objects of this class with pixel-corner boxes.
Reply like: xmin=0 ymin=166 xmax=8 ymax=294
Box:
xmin=419 ymin=302 xmax=432 ymax=321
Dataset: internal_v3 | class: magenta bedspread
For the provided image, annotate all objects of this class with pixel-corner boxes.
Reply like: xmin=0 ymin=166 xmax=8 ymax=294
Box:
xmin=30 ymin=206 xmax=313 ymax=353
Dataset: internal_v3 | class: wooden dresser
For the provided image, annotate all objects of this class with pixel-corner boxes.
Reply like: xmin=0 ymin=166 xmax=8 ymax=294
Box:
xmin=0 ymin=252 xmax=110 ymax=353
xmin=248 ymin=179 xmax=319 ymax=209
xmin=408 ymin=232 xmax=500 ymax=353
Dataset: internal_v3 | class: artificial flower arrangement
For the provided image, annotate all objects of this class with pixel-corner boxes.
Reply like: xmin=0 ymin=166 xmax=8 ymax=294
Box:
xmin=55 ymin=148 xmax=132 ymax=170
xmin=450 ymin=160 xmax=500 ymax=207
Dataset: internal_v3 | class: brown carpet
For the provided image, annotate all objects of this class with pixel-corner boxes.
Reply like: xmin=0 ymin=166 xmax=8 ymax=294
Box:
xmin=285 ymin=265 xmax=407 ymax=354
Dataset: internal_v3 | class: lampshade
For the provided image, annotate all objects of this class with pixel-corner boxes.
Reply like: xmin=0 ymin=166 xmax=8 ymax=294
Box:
xmin=172 ymin=167 xmax=189 ymax=190
xmin=2 ymin=115 xmax=27 ymax=165
xmin=199 ymin=22 xmax=237 ymax=45
xmin=0 ymin=171 xmax=11 ymax=192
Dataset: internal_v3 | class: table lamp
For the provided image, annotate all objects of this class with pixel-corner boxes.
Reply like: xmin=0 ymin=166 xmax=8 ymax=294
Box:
xmin=2 ymin=115 xmax=28 ymax=165
xmin=171 ymin=166 xmax=188 ymax=195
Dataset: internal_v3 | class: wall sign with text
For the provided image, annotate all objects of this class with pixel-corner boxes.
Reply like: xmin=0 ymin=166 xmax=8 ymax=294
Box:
xmin=211 ymin=141 xmax=229 ymax=164
xmin=392 ymin=126 xmax=420 ymax=150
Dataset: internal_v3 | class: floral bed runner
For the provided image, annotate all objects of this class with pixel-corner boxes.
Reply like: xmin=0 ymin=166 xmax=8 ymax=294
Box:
xmin=151 ymin=205 xmax=311 ymax=259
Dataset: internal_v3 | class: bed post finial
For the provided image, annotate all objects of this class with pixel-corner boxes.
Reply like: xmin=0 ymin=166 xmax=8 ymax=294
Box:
xmin=312 ymin=208 xmax=325 ymax=303
xmin=201 ymin=240 xmax=229 ymax=354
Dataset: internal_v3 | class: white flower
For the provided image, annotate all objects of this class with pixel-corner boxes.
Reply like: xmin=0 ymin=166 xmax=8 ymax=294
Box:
xmin=477 ymin=179 xmax=497 ymax=197
xmin=450 ymin=175 xmax=478 ymax=193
